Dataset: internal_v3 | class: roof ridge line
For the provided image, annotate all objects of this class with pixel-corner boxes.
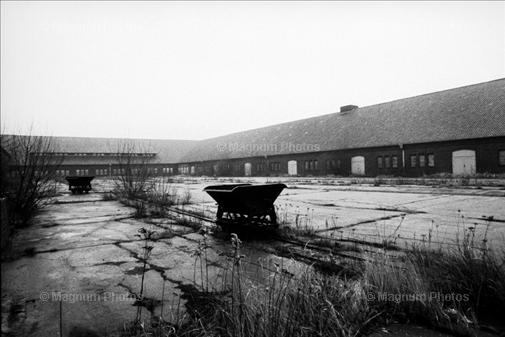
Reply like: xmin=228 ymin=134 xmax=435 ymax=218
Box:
xmin=197 ymin=77 xmax=505 ymax=142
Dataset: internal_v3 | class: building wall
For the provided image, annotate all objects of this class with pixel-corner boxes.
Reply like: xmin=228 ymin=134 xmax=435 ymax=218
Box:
xmin=44 ymin=137 xmax=505 ymax=178
xmin=178 ymin=137 xmax=505 ymax=177
xmin=54 ymin=163 xmax=180 ymax=177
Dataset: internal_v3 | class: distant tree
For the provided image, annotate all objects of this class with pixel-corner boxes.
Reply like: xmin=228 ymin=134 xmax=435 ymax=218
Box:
xmin=0 ymin=133 xmax=62 ymax=226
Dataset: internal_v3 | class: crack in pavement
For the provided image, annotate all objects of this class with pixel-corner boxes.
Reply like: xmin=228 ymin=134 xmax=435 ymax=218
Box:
xmin=301 ymin=201 xmax=424 ymax=214
xmin=35 ymin=215 xmax=135 ymax=226
xmin=315 ymin=213 xmax=407 ymax=232
xmin=394 ymin=194 xmax=452 ymax=207
xmin=16 ymin=238 xmax=150 ymax=257
xmin=52 ymin=199 xmax=104 ymax=205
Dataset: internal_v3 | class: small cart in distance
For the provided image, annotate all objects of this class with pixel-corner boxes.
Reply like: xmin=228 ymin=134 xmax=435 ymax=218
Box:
xmin=203 ymin=183 xmax=287 ymax=225
xmin=65 ymin=176 xmax=95 ymax=194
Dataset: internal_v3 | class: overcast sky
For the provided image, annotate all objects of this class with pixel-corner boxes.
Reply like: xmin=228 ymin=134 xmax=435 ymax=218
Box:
xmin=1 ymin=1 xmax=504 ymax=140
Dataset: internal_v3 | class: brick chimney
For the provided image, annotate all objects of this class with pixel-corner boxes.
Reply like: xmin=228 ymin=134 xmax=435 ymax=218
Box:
xmin=340 ymin=105 xmax=358 ymax=113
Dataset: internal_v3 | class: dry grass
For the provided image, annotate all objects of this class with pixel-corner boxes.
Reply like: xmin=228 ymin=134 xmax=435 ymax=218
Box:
xmin=117 ymin=216 xmax=505 ymax=337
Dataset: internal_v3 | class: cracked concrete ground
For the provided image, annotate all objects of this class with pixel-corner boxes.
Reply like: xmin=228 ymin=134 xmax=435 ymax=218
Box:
xmin=134 ymin=177 xmax=505 ymax=250
xmin=1 ymin=190 xmax=304 ymax=337
xmin=2 ymin=178 xmax=505 ymax=336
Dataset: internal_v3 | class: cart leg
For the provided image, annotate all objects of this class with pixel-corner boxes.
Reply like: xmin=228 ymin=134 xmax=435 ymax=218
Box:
xmin=269 ymin=209 xmax=277 ymax=224
xmin=216 ymin=206 xmax=223 ymax=220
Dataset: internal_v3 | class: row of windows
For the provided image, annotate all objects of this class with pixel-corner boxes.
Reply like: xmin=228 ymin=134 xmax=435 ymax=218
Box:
xmin=377 ymin=153 xmax=435 ymax=169
xmin=270 ymin=162 xmax=281 ymax=171
xmin=377 ymin=155 xmax=399 ymax=169
xmin=178 ymin=165 xmax=195 ymax=174
xmin=326 ymin=159 xmax=341 ymax=170
xmin=162 ymin=167 xmax=174 ymax=174
xmin=46 ymin=152 xmax=157 ymax=158
xmin=304 ymin=160 xmax=318 ymax=171
xmin=56 ymin=170 xmax=70 ymax=176
xmin=96 ymin=169 xmax=108 ymax=176
xmin=75 ymin=169 xmax=89 ymax=176
xmin=410 ymin=153 xmax=435 ymax=168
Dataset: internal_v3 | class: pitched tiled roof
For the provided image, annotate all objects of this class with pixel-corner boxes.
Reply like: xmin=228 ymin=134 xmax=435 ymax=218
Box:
xmin=3 ymin=79 xmax=504 ymax=164
xmin=1 ymin=136 xmax=198 ymax=164
xmin=179 ymin=78 xmax=505 ymax=162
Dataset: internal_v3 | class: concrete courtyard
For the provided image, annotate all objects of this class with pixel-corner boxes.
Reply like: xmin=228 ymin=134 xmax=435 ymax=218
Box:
xmin=2 ymin=177 xmax=505 ymax=336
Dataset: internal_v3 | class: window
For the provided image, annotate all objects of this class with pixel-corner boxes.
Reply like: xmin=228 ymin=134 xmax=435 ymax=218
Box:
xmin=419 ymin=154 xmax=426 ymax=168
xmin=305 ymin=160 xmax=318 ymax=171
xmin=326 ymin=159 xmax=336 ymax=171
xmin=394 ymin=156 xmax=400 ymax=169
xmin=428 ymin=154 xmax=435 ymax=167
xmin=385 ymin=156 xmax=390 ymax=169
xmin=499 ymin=150 xmax=505 ymax=166
xmin=270 ymin=162 xmax=280 ymax=171
xmin=410 ymin=155 xmax=417 ymax=168
xmin=337 ymin=159 xmax=341 ymax=169
xmin=377 ymin=156 xmax=383 ymax=169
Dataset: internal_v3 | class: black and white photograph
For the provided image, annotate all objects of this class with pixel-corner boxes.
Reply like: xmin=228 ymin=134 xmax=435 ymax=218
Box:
xmin=1 ymin=1 xmax=504 ymax=336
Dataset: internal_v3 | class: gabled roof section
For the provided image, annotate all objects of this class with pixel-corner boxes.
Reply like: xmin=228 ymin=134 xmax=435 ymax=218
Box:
xmin=0 ymin=136 xmax=198 ymax=164
xmin=179 ymin=78 xmax=505 ymax=162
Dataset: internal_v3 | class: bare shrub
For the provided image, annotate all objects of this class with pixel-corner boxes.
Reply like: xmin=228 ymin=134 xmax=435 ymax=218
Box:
xmin=1 ymin=134 xmax=62 ymax=226
xmin=102 ymin=191 xmax=116 ymax=201
xmin=113 ymin=142 xmax=155 ymax=199
xmin=178 ymin=188 xmax=192 ymax=205
xmin=146 ymin=180 xmax=178 ymax=206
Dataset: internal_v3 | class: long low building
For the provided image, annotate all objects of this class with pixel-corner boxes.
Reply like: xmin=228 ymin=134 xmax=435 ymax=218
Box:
xmin=3 ymin=78 xmax=505 ymax=177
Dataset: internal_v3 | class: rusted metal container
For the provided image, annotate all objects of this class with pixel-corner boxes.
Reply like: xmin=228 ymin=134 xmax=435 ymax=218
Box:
xmin=204 ymin=183 xmax=286 ymax=225
xmin=65 ymin=176 xmax=95 ymax=194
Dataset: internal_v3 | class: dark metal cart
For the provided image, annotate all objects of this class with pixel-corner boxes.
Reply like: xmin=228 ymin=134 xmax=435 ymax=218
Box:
xmin=65 ymin=176 xmax=94 ymax=194
xmin=203 ymin=183 xmax=287 ymax=225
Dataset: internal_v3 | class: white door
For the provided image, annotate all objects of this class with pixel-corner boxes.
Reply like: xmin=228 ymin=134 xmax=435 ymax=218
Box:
xmin=244 ymin=162 xmax=252 ymax=176
xmin=288 ymin=160 xmax=297 ymax=176
xmin=351 ymin=156 xmax=365 ymax=175
xmin=452 ymin=150 xmax=476 ymax=175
